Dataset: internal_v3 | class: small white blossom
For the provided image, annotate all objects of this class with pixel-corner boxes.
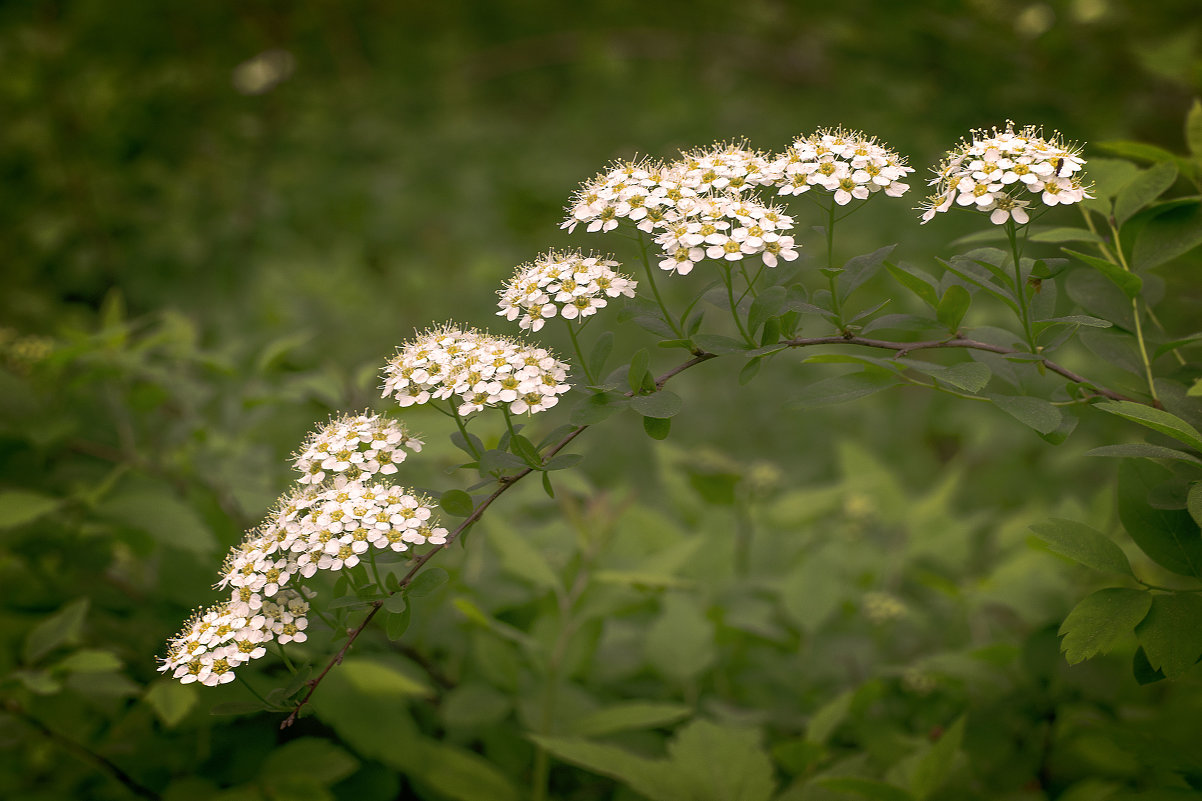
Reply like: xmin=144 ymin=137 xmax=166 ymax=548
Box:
xmin=497 ymin=251 xmax=636 ymax=331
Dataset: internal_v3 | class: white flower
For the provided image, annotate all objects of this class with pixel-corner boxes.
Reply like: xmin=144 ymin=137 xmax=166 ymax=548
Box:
xmin=293 ymin=413 xmax=422 ymax=486
xmin=497 ymin=251 xmax=636 ymax=331
xmin=761 ymin=128 xmax=914 ymax=202
xmin=921 ymin=122 xmax=1092 ymax=225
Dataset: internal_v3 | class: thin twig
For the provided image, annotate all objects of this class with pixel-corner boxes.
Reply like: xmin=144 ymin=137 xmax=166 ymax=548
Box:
xmin=281 ymin=330 xmax=1142 ymax=726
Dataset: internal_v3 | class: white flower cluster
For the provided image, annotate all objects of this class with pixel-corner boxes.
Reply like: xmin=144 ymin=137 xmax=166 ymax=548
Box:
xmin=497 ymin=251 xmax=637 ymax=331
xmin=293 ymin=413 xmax=423 ymax=486
xmin=381 ymin=325 xmax=572 ymax=415
xmin=158 ymin=589 xmax=310 ymax=686
xmin=921 ymin=122 xmax=1091 ymax=225
xmin=561 ymin=133 xmax=913 ymax=275
xmin=161 ymin=414 xmax=448 ymax=686
xmin=654 ymin=194 xmax=798 ymax=275
xmin=761 ymin=128 xmax=914 ymax=203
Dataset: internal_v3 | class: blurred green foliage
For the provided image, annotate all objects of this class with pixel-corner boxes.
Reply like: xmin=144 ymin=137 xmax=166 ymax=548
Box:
xmin=2 ymin=2 xmax=1202 ymax=800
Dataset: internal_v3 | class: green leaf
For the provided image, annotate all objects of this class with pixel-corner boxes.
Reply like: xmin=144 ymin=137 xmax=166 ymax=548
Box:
xmin=816 ymin=777 xmax=914 ymax=801
xmin=739 ymin=355 xmax=763 ymax=385
xmin=52 ymin=648 xmax=121 ymax=673
xmin=383 ymin=593 xmax=407 ymax=614
xmin=1154 ymin=331 xmax=1202 ymax=359
xmin=1135 ymin=593 xmax=1202 ymax=677
xmin=1030 ymin=518 xmax=1135 ymax=576
xmin=340 ymin=658 xmax=431 ymax=698
xmin=1028 ymin=227 xmax=1106 ymax=244
xmin=791 ymin=370 xmax=899 ymax=408
xmin=407 ymin=568 xmax=449 ymax=598
xmin=628 ymin=349 xmax=650 ymax=392
xmin=570 ymin=392 xmax=629 ymax=425
xmin=643 ymin=416 xmax=671 ymax=440
xmin=806 ymin=689 xmax=853 ymax=744
xmin=144 ymin=680 xmax=198 ymax=728
xmin=1059 ymin=588 xmax=1152 ymax=664
xmin=936 ymin=285 xmax=971 ymax=331
xmin=23 ymin=598 xmax=89 ymax=664
xmin=1096 ymin=140 xmax=1180 ymax=164
xmin=748 ymin=286 xmax=787 ymax=335
xmin=1114 ymin=162 xmax=1179 ymax=226
xmin=543 ymin=453 xmax=582 ymax=471
xmin=885 ymin=262 xmax=939 ymax=308
xmin=509 ymin=434 xmax=542 ymax=467
xmin=588 ymin=331 xmax=615 ymax=382
xmin=414 ymin=743 xmax=522 ymax=801
xmin=0 ymin=490 xmax=62 ymax=530
xmin=96 ymin=480 xmax=217 ymax=555
xmin=570 ymin=702 xmax=692 ymax=738
xmin=439 ymin=489 xmax=475 ymax=518
xmin=1088 ymin=443 xmax=1202 ymax=465
xmin=667 ymin=720 xmax=776 ymax=801
xmin=838 ymin=245 xmax=896 ymax=302
xmin=531 ymin=736 xmax=677 ymax=801
xmin=1118 ymin=460 xmax=1202 ymax=578
xmin=263 ymin=738 xmax=359 ymax=788
xmin=385 ymin=605 xmax=411 ymax=641
xmin=646 ymin=594 xmax=715 ymax=682
xmin=1133 ymin=645 xmax=1167 ymax=685
xmin=1062 ymin=248 xmax=1142 ymax=299
xmin=1036 ymin=314 xmax=1113 ymax=329
xmin=479 ymin=448 xmax=526 ymax=474
xmin=1187 ymin=98 xmax=1202 ymax=161
xmin=486 ymin=519 xmax=560 ymax=592
xmin=987 ymin=394 xmax=1062 ymax=435
xmin=1095 ymin=400 xmax=1202 ymax=451
xmin=1081 ymin=157 xmax=1141 ymax=205
xmin=909 ymin=716 xmax=965 ymax=801
xmin=630 ymin=390 xmax=683 ymax=418
xmin=1134 ymin=200 xmax=1202 ymax=270
xmin=927 ymin=362 xmax=991 ymax=393
xmin=692 ymin=334 xmax=748 ymax=354
xmin=1189 ymin=483 xmax=1202 ymax=528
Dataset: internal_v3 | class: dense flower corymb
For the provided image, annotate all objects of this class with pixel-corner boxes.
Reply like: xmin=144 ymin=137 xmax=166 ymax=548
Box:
xmin=920 ymin=122 xmax=1092 ymax=224
xmin=293 ymin=412 xmax=423 ymax=486
xmin=497 ymin=251 xmax=637 ymax=331
xmin=381 ymin=325 xmax=572 ymax=415
xmin=761 ymin=127 xmax=914 ymax=203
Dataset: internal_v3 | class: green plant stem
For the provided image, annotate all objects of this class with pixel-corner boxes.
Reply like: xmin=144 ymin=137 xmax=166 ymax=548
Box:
xmin=565 ymin=319 xmax=595 ymax=384
xmin=723 ymin=265 xmax=757 ymax=346
xmin=636 ymin=230 xmax=684 ymax=338
xmin=1108 ymin=222 xmax=1159 ymax=404
xmin=240 ymin=677 xmax=273 ymax=706
xmin=449 ymin=399 xmax=483 ymax=459
xmin=502 ymin=406 xmax=519 ymax=440
xmin=825 ymin=201 xmax=843 ymax=326
xmin=1005 ymin=220 xmax=1037 ymax=351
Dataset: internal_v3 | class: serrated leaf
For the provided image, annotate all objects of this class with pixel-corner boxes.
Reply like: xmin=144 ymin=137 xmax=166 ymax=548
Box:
xmin=23 ymin=598 xmax=89 ymax=664
xmin=144 ymin=680 xmax=198 ymax=728
xmin=1114 ymin=162 xmax=1179 ymax=226
xmin=1095 ymin=400 xmax=1202 ymax=451
xmin=1030 ymin=518 xmax=1135 ymax=576
xmin=1135 ymin=593 xmax=1202 ymax=677
xmin=570 ymin=702 xmax=692 ymax=738
xmin=1118 ymin=460 xmax=1202 ymax=578
xmin=791 ymin=370 xmax=899 ymax=408
xmin=936 ymin=284 xmax=971 ymax=331
xmin=987 ymin=394 xmax=1062 ymax=435
xmin=0 ymin=490 xmax=62 ymax=530
xmin=440 ymin=489 xmax=475 ymax=518
xmin=1062 ymin=248 xmax=1142 ymax=299
xmin=667 ymin=720 xmax=776 ymax=801
xmin=1134 ymin=201 xmax=1202 ymax=270
xmin=1062 ymin=586 xmax=1153 ymax=659
xmin=1133 ymin=645 xmax=1167 ymax=684
xmin=630 ymin=390 xmax=683 ymax=418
